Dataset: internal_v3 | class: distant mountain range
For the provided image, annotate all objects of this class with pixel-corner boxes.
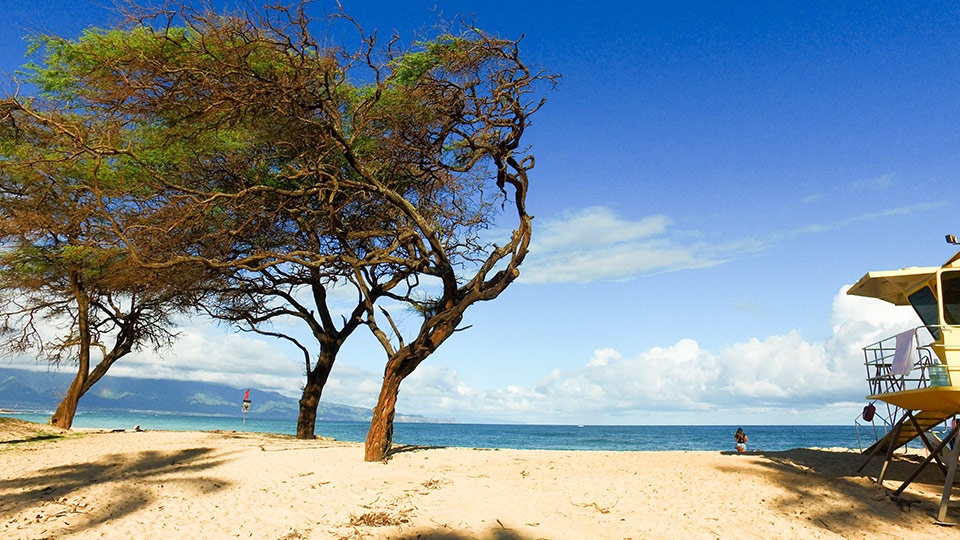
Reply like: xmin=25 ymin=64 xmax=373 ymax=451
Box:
xmin=0 ymin=367 xmax=447 ymax=423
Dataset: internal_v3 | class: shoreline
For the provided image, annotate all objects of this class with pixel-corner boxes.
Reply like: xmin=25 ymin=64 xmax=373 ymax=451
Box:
xmin=2 ymin=424 xmax=957 ymax=539
xmin=0 ymin=413 xmax=868 ymax=453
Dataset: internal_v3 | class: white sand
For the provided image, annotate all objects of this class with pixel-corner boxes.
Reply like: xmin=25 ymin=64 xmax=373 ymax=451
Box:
xmin=1 ymin=425 xmax=957 ymax=539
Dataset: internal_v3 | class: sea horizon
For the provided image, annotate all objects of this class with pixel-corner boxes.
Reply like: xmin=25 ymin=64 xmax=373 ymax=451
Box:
xmin=3 ymin=408 xmax=927 ymax=453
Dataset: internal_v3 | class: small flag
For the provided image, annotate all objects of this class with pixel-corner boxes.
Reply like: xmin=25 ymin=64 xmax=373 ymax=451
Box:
xmin=242 ymin=389 xmax=251 ymax=412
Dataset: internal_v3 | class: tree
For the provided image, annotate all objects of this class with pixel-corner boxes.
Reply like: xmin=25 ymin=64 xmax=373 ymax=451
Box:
xmin=355 ymin=33 xmax=545 ymax=461
xmin=0 ymin=100 xmax=208 ymax=429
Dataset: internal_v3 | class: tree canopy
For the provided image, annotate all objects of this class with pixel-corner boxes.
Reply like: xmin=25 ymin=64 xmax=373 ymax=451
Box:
xmin=0 ymin=89 xmax=210 ymax=428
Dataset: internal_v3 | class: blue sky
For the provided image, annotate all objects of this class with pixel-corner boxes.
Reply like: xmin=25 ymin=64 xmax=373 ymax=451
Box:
xmin=2 ymin=1 xmax=958 ymax=425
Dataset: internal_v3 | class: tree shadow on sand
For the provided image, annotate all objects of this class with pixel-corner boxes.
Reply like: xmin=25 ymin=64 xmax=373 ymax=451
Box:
xmin=386 ymin=444 xmax=447 ymax=458
xmin=720 ymin=448 xmax=958 ymax=536
xmin=0 ymin=445 xmax=232 ymax=533
xmin=2 ymin=433 xmax=67 ymax=445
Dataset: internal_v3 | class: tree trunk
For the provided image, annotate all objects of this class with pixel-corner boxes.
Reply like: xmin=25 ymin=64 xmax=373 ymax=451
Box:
xmin=51 ymin=325 xmax=133 ymax=429
xmin=296 ymin=352 xmax=335 ymax=439
xmin=364 ymin=325 xmax=458 ymax=462
xmin=364 ymin=368 xmax=404 ymax=462
xmin=50 ymin=270 xmax=91 ymax=430
xmin=50 ymin=370 xmax=86 ymax=429
xmin=296 ymin=378 xmax=322 ymax=439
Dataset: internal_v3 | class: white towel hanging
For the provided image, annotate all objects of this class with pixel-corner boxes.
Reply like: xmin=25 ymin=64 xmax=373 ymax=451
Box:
xmin=891 ymin=329 xmax=916 ymax=376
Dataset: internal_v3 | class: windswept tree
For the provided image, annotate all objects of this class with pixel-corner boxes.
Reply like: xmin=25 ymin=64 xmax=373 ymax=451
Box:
xmin=0 ymin=101 xmax=209 ymax=429
xmin=355 ymin=33 xmax=545 ymax=461
xmin=3 ymin=1 xmax=552 ymax=445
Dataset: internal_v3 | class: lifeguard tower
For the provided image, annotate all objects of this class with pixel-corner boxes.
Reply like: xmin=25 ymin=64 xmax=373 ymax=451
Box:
xmin=848 ymin=237 xmax=960 ymax=524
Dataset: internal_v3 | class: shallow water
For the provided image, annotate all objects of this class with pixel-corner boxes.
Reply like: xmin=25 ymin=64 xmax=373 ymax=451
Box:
xmin=1 ymin=409 xmax=911 ymax=452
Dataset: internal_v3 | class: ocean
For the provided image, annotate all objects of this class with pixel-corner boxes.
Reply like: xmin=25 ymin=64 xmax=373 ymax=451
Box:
xmin=0 ymin=409 xmax=913 ymax=453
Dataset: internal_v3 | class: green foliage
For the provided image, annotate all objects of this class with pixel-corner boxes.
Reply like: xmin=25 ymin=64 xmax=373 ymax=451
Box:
xmin=390 ymin=35 xmax=471 ymax=86
xmin=0 ymin=241 xmax=126 ymax=291
xmin=21 ymin=26 xmax=186 ymax=100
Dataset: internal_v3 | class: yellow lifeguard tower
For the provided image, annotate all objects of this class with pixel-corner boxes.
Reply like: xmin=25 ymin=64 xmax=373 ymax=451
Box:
xmin=848 ymin=238 xmax=960 ymax=523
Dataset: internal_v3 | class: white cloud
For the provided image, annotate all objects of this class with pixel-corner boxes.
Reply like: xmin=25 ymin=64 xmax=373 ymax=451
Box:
xmin=110 ymin=321 xmax=305 ymax=396
xmin=850 ymin=173 xmax=895 ymax=191
xmin=534 ymin=208 xmax=671 ymax=251
xmin=518 ymin=203 xmax=948 ymax=285
xmin=520 ymin=207 xmax=737 ymax=284
xmin=320 ymin=364 xmax=386 ymax=406
xmin=3 ymin=318 xmax=308 ymax=399
xmin=385 ymin=286 xmax=922 ymax=424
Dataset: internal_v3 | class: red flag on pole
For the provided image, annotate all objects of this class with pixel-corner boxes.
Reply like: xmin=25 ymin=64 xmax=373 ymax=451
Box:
xmin=241 ymin=389 xmax=251 ymax=430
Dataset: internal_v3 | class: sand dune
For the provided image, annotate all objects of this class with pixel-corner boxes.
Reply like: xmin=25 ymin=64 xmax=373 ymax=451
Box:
xmin=1 ymin=421 xmax=957 ymax=539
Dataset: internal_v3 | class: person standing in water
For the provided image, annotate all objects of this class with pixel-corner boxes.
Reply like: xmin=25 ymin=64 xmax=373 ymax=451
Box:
xmin=734 ymin=427 xmax=748 ymax=453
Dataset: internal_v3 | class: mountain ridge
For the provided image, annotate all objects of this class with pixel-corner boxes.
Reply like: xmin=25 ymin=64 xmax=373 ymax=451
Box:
xmin=0 ymin=367 xmax=448 ymax=423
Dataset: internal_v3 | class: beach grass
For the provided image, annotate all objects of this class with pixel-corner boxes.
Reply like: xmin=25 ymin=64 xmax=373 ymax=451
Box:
xmin=0 ymin=417 xmax=77 ymax=446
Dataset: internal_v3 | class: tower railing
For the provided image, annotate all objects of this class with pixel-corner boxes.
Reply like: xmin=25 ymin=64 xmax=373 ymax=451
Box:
xmin=862 ymin=326 xmax=946 ymax=397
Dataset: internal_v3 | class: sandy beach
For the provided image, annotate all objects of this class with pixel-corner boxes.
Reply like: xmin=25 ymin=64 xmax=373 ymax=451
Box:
xmin=1 ymin=420 xmax=957 ymax=539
